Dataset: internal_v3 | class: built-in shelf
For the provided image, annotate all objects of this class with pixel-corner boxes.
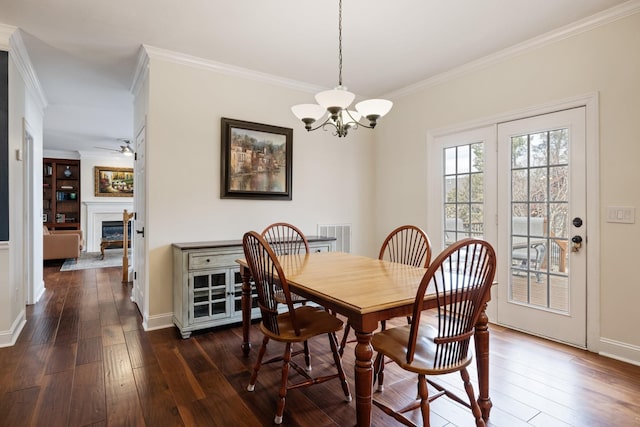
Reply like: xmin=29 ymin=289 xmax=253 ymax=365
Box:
xmin=43 ymin=158 xmax=81 ymax=230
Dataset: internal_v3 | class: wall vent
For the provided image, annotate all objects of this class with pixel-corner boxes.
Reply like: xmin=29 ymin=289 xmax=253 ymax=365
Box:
xmin=318 ymin=223 xmax=352 ymax=253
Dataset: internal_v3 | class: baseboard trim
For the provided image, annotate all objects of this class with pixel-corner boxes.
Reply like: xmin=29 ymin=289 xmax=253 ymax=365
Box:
xmin=599 ymin=337 xmax=640 ymax=367
xmin=33 ymin=281 xmax=45 ymax=304
xmin=0 ymin=310 xmax=26 ymax=348
xmin=143 ymin=312 xmax=174 ymax=332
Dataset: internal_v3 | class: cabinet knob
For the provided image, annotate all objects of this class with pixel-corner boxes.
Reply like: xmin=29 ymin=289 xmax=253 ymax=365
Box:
xmin=206 ymin=259 xmax=210 ymax=262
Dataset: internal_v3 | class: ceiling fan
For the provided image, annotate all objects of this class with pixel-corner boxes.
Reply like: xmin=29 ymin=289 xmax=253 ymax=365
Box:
xmin=94 ymin=139 xmax=134 ymax=156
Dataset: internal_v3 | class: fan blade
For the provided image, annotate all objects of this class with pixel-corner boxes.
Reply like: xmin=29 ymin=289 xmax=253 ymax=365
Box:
xmin=94 ymin=146 xmax=119 ymax=152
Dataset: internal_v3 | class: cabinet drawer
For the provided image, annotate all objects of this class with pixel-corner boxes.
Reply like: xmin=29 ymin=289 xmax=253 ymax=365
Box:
xmin=189 ymin=252 xmax=239 ymax=270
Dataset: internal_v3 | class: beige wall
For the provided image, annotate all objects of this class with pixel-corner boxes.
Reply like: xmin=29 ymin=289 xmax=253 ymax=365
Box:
xmin=139 ymin=55 xmax=377 ymax=322
xmin=375 ymin=13 xmax=640 ymax=362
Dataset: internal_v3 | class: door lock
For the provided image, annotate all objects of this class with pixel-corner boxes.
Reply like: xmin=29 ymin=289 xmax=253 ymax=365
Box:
xmin=571 ymin=235 xmax=583 ymax=252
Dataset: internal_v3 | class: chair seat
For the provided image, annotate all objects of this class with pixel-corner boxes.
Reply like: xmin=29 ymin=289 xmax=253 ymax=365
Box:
xmin=260 ymin=306 xmax=344 ymax=343
xmin=372 ymin=324 xmax=472 ymax=375
xmin=274 ymin=289 xmax=308 ymax=304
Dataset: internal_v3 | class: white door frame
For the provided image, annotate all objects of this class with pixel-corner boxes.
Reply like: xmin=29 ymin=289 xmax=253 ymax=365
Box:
xmin=427 ymin=92 xmax=600 ymax=351
xmin=133 ymin=123 xmax=148 ymax=327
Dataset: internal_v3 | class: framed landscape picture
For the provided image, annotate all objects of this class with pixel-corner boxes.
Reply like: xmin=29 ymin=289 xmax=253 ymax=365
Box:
xmin=95 ymin=166 xmax=134 ymax=197
xmin=220 ymin=117 xmax=293 ymax=200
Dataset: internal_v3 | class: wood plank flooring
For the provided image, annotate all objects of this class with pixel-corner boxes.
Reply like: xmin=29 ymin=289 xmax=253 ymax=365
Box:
xmin=0 ymin=263 xmax=639 ymax=426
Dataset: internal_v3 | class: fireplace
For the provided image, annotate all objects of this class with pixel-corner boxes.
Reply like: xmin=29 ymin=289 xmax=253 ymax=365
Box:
xmin=84 ymin=201 xmax=133 ymax=252
xmin=102 ymin=220 xmax=132 ymax=240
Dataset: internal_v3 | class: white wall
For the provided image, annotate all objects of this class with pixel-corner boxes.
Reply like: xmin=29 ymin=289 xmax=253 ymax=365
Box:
xmin=375 ymin=13 xmax=640 ymax=363
xmin=0 ymin=27 xmax=45 ymax=346
xmin=138 ymin=53 xmax=377 ymax=323
xmin=79 ymin=153 xmax=134 ymax=244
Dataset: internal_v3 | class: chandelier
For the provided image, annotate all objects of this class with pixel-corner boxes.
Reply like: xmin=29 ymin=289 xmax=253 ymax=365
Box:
xmin=291 ymin=0 xmax=393 ymax=138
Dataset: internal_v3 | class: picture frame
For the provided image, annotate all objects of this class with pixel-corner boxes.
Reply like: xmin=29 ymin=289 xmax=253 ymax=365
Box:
xmin=94 ymin=166 xmax=134 ymax=197
xmin=220 ymin=117 xmax=293 ymax=200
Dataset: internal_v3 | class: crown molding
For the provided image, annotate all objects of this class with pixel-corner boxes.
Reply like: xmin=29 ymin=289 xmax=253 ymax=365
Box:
xmin=130 ymin=44 xmax=149 ymax=96
xmin=9 ymin=30 xmax=47 ymax=110
xmin=385 ymin=0 xmax=640 ymax=100
xmin=0 ymin=23 xmax=16 ymax=50
xmin=141 ymin=44 xmax=326 ymax=95
xmin=43 ymin=149 xmax=80 ymax=159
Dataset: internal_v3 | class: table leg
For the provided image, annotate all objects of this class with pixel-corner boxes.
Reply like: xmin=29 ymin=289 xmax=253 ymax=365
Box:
xmin=474 ymin=302 xmax=492 ymax=421
xmin=353 ymin=330 xmax=373 ymax=427
xmin=240 ymin=265 xmax=252 ymax=357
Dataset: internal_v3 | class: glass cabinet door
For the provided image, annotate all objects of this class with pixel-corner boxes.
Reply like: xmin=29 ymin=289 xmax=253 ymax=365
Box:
xmin=231 ymin=267 xmax=258 ymax=316
xmin=190 ymin=270 xmax=229 ymax=322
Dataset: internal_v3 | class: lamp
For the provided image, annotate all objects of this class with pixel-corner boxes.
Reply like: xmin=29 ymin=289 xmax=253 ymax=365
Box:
xmin=291 ymin=0 xmax=392 ymax=138
xmin=121 ymin=143 xmax=134 ymax=156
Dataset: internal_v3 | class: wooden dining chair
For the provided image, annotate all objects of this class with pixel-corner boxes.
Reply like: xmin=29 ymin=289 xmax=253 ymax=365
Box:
xmin=261 ymin=222 xmax=311 ymax=306
xmin=371 ymin=238 xmax=496 ymax=427
xmin=261 ymin=222 xmax=310 ymax=256
xmin=261 ymin=223 xmax=316 ymax=367
xmin=371 ymin=225 xmax=432 ymax=389
xmin=339 ymin=225 xmax=432 ymax=359
xmin=242 ymin=231 xmax=351 ymax=425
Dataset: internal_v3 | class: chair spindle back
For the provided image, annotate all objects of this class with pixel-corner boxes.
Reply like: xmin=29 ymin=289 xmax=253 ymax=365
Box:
xmin=242 ymin=231 xmax=299 ymax=336
xmin=409 ymin=238 xmax=496 ymax=368
xmin=262 ymin=222 xmax=310 ymax=256
xmin=378 ymin=225 xmax=432 ymax=268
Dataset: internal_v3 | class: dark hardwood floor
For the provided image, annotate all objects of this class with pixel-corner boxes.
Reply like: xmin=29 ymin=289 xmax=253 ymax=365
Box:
xmin=1 ymin=263 xmax=639 ymax=426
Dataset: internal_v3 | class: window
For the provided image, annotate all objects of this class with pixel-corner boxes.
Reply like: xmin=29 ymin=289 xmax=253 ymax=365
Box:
xmin=443 ymin=143 xmax=485 ymax=245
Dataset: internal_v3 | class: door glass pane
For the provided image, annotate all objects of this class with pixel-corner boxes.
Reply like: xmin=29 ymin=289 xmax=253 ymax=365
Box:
xmin=509 ymin=130 xmax=569 ymax=313
xmin=529 ymin=132 xmax=548 ymax=167
xmin=550 ymin=129 xmax=568 ymax=164
xmin=443 ymin=143 xmax=484 ymax=246
xmin=457 ymin=145 xmax=470 ymax=173
xmin=549 ymin=166 xmax=568 ymax=201
xmin=511 ymin=135 xmax=528 ymax=168
xmin=193 ymin=275 xmax=209 ymax=289
xmin=470 ymin=174 xmax=484 ymax=202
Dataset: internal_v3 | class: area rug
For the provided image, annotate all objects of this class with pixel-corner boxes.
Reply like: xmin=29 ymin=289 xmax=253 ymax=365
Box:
xmin=60 ymin=249 xmax=130 ymax=271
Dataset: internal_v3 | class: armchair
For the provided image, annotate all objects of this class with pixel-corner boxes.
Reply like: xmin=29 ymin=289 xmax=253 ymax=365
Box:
xmin=43 ymin=225 xmax=83 ymax=261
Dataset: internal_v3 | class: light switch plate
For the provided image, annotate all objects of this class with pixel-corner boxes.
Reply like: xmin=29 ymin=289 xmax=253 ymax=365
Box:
xmin=606 ymin=206 xmax=635 ymax=224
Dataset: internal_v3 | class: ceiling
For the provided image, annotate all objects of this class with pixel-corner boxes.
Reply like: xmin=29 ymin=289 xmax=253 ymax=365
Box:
xmin=0 ymin=0 xmax=630 ymax=153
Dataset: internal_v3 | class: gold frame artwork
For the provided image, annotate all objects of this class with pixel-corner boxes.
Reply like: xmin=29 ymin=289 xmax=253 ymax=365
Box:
xmin=94 ymin=166 xmax=134 ymax=197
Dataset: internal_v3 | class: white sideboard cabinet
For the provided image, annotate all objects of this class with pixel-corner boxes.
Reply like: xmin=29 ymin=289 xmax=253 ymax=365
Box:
xmin=172 ymin=237 xmax=336 ymax=338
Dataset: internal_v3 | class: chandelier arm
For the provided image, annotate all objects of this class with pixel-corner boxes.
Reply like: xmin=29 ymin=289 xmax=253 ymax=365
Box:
xmin=343 ymin=110 xmax=374 ymax=129
xmin=305 ymin=117 xmax=337 ymax=133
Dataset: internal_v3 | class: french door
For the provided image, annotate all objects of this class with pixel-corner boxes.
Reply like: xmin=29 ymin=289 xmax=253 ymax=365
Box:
xmin=496 ymin=108 xmax=586 ymax=347
xmin=431 ymin=107 xmax=587 ymax=347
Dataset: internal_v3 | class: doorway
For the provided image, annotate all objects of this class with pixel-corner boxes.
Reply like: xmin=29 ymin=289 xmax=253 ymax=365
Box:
xmin=428 ymin=96 xmax=599 ymax=349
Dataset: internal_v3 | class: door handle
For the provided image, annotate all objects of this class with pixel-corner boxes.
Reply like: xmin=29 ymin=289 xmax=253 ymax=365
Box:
xmin=136 ymin=227 xmax=145 ymax=238
xmin=571 ymin=235 xmax=582 ymax=252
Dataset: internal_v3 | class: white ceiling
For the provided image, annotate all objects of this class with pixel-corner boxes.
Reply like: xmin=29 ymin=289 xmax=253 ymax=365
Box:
xmin=0 ymin=0 xmax=630 ymax=153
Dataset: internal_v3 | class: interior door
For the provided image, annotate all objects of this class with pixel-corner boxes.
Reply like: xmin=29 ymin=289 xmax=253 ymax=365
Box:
xmin=132 ymin=126 xmax=146 ymax=318
xmin=496 ymin=107 xmax=586 ymax=347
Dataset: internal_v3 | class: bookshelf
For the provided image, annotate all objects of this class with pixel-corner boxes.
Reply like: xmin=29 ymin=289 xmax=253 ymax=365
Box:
xmin=43 ymin=158 xmax=81 ymax=230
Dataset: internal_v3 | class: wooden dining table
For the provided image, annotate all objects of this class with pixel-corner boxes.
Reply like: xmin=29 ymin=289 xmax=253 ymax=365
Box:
xmin=237 ymin=251 xmax=493 ymax=427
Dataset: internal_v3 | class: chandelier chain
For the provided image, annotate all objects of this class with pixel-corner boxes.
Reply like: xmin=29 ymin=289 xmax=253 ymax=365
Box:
xmin=338 ymin=0 xmax=342 ymax=87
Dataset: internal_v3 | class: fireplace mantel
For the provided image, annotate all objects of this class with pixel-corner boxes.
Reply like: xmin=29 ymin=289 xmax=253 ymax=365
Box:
xmin=84 ymin=201 xmax=133 ymax=252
